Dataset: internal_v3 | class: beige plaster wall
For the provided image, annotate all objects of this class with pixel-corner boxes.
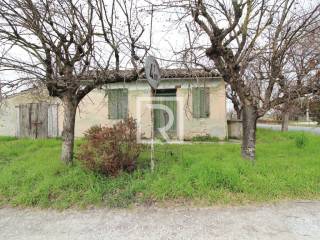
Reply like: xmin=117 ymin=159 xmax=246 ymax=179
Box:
xmin=70 ymin=88 xmax=152 ymax=138
xmin=227 ymin=120 xmax=243 ymax=139
xmin=177 ymin=80 xmax=227 ymax=140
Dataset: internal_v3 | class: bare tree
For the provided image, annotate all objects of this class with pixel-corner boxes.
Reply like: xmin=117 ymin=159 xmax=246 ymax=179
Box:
xmin=279 ymin=29 xmax=320 ymax=130
xmin=0 ymin=0 xmax=151 ymax=164
xmin=161 ymin=0 xmax=320 ymax=160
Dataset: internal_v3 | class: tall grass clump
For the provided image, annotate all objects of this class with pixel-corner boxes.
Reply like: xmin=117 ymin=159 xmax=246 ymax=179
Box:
xmin=295 ymin=133 xmax=308 ymax=148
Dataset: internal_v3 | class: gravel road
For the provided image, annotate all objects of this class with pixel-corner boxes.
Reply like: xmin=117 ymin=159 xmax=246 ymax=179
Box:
xmin=1 ymin=201 xmax=320 ymax=240
xmin=258 ymin=124 xmax=320 ymax=135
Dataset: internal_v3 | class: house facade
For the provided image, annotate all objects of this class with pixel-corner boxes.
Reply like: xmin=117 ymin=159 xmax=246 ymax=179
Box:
xmin=0 ymin=75 xmax=228 ymax=140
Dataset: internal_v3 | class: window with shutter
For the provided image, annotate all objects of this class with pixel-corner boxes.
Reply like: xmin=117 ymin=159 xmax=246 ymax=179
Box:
xmin=108 ymin=89 xmax=128 ymax=119
xmin=192 ymin=87 xmax=210 ymax=118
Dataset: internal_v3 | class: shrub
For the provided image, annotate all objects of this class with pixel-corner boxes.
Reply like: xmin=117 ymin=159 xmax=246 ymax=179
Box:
xmin=78 ymin=118 xmax=142 ymax=176
xmin=295 ymin=134 xmax=308 ymax=149
xmin=191 ymin=134 xmax=220 ymax=142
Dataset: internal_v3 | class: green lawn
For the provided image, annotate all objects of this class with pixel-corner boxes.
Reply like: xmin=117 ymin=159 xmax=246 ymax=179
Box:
xmin=0 ymin=129 xmax=319 ymax=209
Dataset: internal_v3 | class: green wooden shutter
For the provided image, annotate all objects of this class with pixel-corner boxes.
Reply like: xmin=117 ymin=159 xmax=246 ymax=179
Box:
xmin=202 ymin=87 xmax=210 ymax=118
xmin=118 ymin=89 xmax=128 ymax=119
xmin=192 ymin=88 xmax=201 ymax=118
xmin=193 ymin=87 xmax=210 ymax=118
xmin=108 ymin=89 xmax=118 ymax=119
xmin=108 ymin=89 xmax=128 ymax=119
xmin=200 ymin=87 xmax=205 ymax=118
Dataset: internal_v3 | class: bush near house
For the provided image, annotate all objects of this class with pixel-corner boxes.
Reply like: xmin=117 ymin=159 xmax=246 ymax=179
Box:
xmin=78 ymin=118 xmax=141 ymax=176
xmin=0 ymin=129 xmax=319 ymax=209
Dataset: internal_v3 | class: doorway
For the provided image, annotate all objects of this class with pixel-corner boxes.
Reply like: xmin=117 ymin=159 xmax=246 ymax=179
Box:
xmin=153 ymin=89 xmax=177 ymax=139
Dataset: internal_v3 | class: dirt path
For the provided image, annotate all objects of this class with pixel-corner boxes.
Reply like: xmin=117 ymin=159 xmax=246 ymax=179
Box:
xmin=1 ymin=201 xmax=320 ymax=240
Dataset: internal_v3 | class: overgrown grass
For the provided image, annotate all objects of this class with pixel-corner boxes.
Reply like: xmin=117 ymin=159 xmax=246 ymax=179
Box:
xmin=0 ymin=129 xmax=319 ymax=209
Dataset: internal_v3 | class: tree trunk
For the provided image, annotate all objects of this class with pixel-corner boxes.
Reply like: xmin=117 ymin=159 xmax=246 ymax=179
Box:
xmin=281 ymin=110 xmax=289 ymax=132
xmin=235 ymin=107 xmax=243 ymax=120
xmin=241 ymin=104 xmax=258 ymax=160
xmin=61 ymin=96 xmax=78 ymax=165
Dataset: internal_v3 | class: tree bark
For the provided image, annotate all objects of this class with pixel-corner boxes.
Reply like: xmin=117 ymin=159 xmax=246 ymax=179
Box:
xmin=61 ymin=95 xmax=78 ymax=165
xmin=281 ymin=110 xmax=289 ymax=132
xmin=235 ymin=106 xmax=243 ymax=120
xmin=241 ymin=104 xmax=258 ymax=160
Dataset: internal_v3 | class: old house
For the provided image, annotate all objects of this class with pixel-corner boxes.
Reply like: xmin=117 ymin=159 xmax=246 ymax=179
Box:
xmin=0 ymin=71 xmax=228 ymax=140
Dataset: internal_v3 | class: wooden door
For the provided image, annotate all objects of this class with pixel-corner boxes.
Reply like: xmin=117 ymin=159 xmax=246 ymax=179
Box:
xmin=18 ymin=103 xmax=49 ymax=138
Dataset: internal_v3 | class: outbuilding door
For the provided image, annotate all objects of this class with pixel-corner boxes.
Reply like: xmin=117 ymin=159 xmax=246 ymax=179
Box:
xmin=17 ymin=103 xmax=59 ymax=138
xmin=153 ymin=89 xmax=177 ymax=139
